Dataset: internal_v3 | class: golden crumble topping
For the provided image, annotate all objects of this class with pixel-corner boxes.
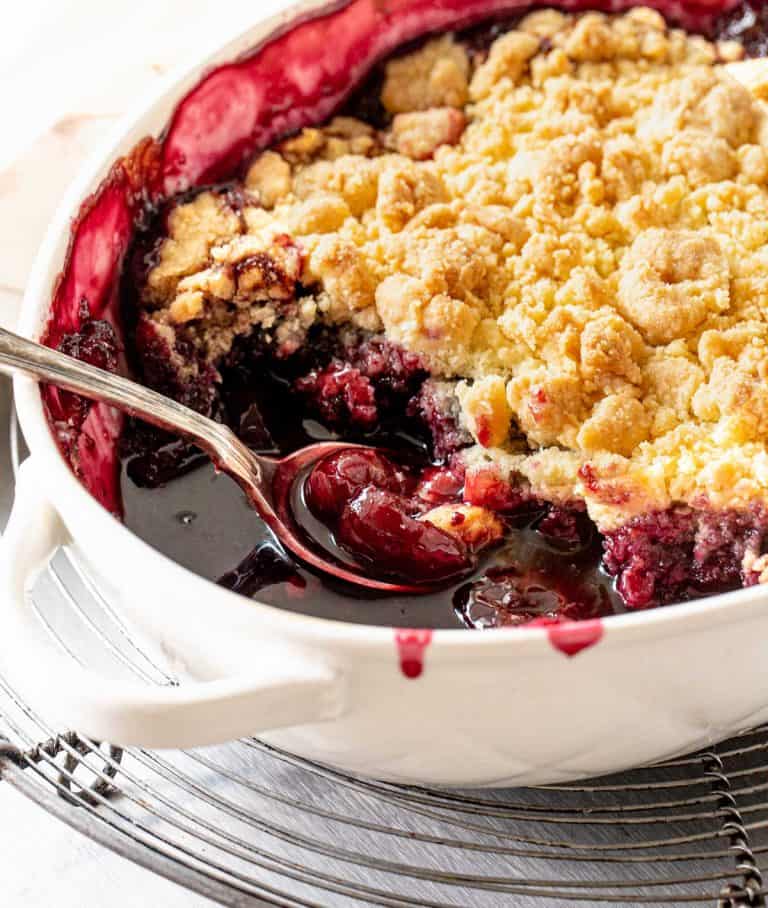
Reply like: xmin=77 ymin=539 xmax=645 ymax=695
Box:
xmin=420 ymin=503 xmax=505 ymax=550
xmin=142 ymin=8 xmax=768 ymax=530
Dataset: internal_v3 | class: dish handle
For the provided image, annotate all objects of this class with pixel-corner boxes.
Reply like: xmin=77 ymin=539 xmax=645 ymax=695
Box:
xmin=0 ymin=458 xmax=345 ymax=748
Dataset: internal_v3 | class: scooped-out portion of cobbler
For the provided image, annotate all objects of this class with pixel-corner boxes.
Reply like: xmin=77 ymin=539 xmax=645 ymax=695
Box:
xmin=99 ymin=3 xmax=768 ymax=626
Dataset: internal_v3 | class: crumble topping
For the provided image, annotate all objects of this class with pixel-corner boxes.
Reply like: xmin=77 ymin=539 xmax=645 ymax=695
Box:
xmin=381 ymin=34 xmax=471 ymax=112
xmin=139 ymin=8 xmax=768 ymax=531
xmin=420 ymin=503 xmax=505 ymax=551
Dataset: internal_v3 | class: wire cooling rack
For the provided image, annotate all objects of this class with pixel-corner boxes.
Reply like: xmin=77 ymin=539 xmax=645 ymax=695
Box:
xmin=2 ymin=391 xmax=768 ymax=907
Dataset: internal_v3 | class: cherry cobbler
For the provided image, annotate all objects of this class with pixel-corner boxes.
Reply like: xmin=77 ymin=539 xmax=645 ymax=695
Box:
xmin=47 ymin=2 xmax=768 ymax=628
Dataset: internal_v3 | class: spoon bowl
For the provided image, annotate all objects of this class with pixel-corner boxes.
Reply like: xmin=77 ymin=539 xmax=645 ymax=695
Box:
xmin=0 ymin=325 xmax=433 ymax=593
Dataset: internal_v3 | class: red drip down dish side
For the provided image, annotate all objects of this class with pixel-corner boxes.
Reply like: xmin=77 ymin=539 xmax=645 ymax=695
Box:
xmin=528 ymin=617 xmax=605 ymax=656
xmin=40 ymin=0 xmax=739 ymax=514
xmin=394 ymin=628 xmax=433 ymax=677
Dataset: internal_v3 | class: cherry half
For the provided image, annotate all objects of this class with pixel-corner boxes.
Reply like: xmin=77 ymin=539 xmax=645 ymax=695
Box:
xmin=304 ymin=448 xmax=471 ymax=583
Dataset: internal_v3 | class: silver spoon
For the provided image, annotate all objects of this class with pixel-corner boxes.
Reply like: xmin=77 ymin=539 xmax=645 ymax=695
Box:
xmin=0 ymin=325 xmax=431 ymax=594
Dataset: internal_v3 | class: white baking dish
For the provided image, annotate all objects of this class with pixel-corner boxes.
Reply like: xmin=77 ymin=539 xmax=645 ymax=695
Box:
xmin=3 ymin=0 xmax=766 ymax=787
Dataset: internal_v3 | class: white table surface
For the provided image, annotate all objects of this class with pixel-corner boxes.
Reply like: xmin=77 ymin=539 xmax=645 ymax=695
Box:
xmin=0 ymin=2 xmax=290 ymax=904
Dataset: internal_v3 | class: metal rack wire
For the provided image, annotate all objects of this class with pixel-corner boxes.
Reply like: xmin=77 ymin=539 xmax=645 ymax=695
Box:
xmin=2 ymin=400 xmax=768 ymax=907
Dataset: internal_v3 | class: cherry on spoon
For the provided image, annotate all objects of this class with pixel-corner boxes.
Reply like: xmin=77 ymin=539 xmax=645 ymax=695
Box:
xmin=0 ymin=325 xmax=436 ymax=594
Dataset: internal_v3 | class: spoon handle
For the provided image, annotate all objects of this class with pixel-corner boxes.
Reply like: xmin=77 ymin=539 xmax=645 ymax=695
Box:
xmin=0 ymin=324 xmax=240 ymax=467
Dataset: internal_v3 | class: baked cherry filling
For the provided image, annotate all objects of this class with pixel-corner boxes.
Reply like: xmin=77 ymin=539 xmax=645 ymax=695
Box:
xmin=305 ymin=449 xmax=472 ymax=582
xmin=602 ymin=506 xmax=768 ymax=609
xmin=45 ymin=2 xmax=768 ymax=628
xmin=295 ymin=338 xmax=426 ymax=430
